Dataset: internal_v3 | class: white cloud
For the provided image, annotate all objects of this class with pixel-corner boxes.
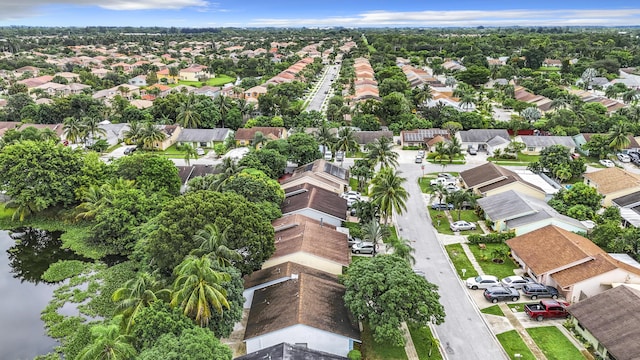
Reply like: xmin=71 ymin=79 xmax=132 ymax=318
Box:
xmin=249 ymin=8 xmax=640 ymax=27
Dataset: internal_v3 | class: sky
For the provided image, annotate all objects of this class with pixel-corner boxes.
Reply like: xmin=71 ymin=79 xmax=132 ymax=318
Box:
xmin=1 ymin=0 xmax=640 ymax=28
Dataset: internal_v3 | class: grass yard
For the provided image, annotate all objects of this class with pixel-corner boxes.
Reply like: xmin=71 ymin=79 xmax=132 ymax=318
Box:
xmin=418 ymin=177 xmax=433 ymax=193
xmin=427 ymin=208 xmax=452 ymax=234
xmin=527 ymin=326 xmax=585 ymax=360
xmin=467 ymin=243 xmax=519 ymax=279
xmin=481 ymin=305 xmax=505 ymax=317
xmin=435 ymin=209 xmax=483 ymax=235
xmin=496 ymin=330 xmax=537 ymax=360
xmin=508 ymin=303 xmax=525 ymax=313
xmin=407 ymin=324 xmax=443 ymax=360
xmin=360 ymin=323 xmax=408 ymax=360
xmin=444 ymin=244 xmax=479 ymax=279
xmin=169 ymin=74 xmax=235 ymax=88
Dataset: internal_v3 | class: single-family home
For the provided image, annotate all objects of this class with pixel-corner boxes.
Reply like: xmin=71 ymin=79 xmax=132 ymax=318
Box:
xmin=476 ymin=190 xmax=587 ymax=236
xmin=460 ymin=162 xmax=547 ymax=200
xmin=234 ymin=127 xmax=287 ymax=148
xmin=177 ymin=164 xmax=221 ymax=192
xmin=237 ymin=342 xmax=348 ymax=360
xmin=573 ymin=133 xmax=640 ymax=156
xmin=354 ymin=131 xmax=394 ymax=149
xmin=583 ymin=167 xmax=640 ymax=206
xmin=506 ymin=225 xmax=640 ymax=302
xmin=179 ymin=64 xmax=212 ymax=82
xmin=542 ymin=59 xmax=563 ymax=68
xmin=147 ymin=124 xmax=181 ymax=151
xmin=243 ymin=85 xmax=268 ymax=102
xmin=176 ymin=128 xmax=230 ymax=149
xmin=515 ymin=135 xmax=576 ymax=155
xmin=612 ymin=190 xmax=640 ymax=228
xmin=281 ymin=183 xmax=347 ymax=227
xmin=456 ymin=129 xmax=511 ymax=154
xmin=400 ymin=128 xmax=449 ymax=148
xmin=127 ymin=75 xmax=147 ymax=86
xmin=192 ymin=86 xmax=220 ymax=98
xmin=567 ymin=285 xmax=640 ymax=360
xmin=280 ymin=159 xmax=350 ymax=194
xmin=244 ymin=273 xmax=360 ymax=357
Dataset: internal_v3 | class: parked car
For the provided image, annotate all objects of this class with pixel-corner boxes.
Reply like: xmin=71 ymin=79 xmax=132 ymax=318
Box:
xmin=450 ymin=220 xmax=477 ymax=232
xmin=467 ymin=147 xmax=478 ymax=155
xmin=500 ymin=275 xmax=536 ymax=289
xmin=336 ymin=151 xmax=345 ymax=162
xmin=431 ymin=202 xmax=454 ymax=210
xmin=521 ymin=284 xmax=559 ymax=300
xmin=430 ymin=177 xmax=456 ymax=186
xmin=347 ymin=236 xmax=361 ymax=247
xmin=124 ymin=146 xmax=137 ymax=155
xmin=617 ymin=153 xmax=631 ymax=162
xmin=417 ymin=150 xmax=425 ymax=158
xmin=351 ymin=241 xmax=375 ymax=254
xmin=483 ymin=286 xmax=520 ymax=303
xmin=599 ymin=159 xmax=615 ymax=167
xmin=466 ymin=275 xmax=499 ymax=290
xmin=445 ymin=184 xmax=460 ymax=193
xmin=341 ymin=191 xmax=361 ymax=200
xmin=524 ymin=299 xmax=571 ymax=321
xmin=415 ymin=156 xmax=423 ymax=164
xmin=196 ymin=147 xmax=205 ymax=156
xmin=438 ymin=173 xmax=455 ymax=180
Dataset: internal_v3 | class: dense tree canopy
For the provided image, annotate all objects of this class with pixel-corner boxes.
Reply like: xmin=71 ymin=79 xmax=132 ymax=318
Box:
xmin=112 ymin=153 xmax=182 ymax=196
xmin=137 ymin=327 xmax=232 ymax=360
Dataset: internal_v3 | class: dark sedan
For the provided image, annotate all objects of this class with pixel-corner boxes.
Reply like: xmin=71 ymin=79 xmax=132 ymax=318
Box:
xmin=483 ymin=286 xmax=520 ymax=303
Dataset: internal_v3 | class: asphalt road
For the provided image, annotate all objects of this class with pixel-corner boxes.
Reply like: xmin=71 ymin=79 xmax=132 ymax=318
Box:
xmin=397 ymin=157 xmax=508 ymax=360
xmin=305 ymin=64 xmax=340 ymax=112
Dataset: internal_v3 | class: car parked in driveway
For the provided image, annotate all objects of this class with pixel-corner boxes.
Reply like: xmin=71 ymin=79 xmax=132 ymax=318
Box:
xmin=522 ymin=284 xmax=560 ymax=300
xmin=466 ymin=275 xmax=499 ymax=290
xmin=415 ymin=156 xmax=423 ymax=163
xmin=351 ymin=241 xmax=375 ymax=254
xmin=431 ymin=202 xmax=454 ymax=210
xmin=599 ymin=159 xmax=615 ymax=167
xmin=450 ymin=220 xmax=476 ymax=231
xmin=196 ymin=147 xmax=205 ymax=156
xmin=500 ymin=275 xmax=535 ymax=289
xmin=341 ymin=191 xmax=361 ymax=200
xmin=617 ymin=153 xmax=631 ymax=162
xmin=483 ymin=286 xmax=520 ymax=303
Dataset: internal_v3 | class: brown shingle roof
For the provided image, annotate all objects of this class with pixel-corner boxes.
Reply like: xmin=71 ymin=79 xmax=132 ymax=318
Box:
xmin=460 ymin=162 xmax=544 ymax=193
xmin=506 ymin=225 xmax=604 ymax=275
xmin=235 ymin=127 xmax=285 ymax=141
xmin=243 ymin=261 xmax=339 ymax=289
xmin=281 ymin=183 xmax=347 ymax=220
xmin=244 ymin=273 xmax=360 ymax=341
xmin=551 ymin=253 xmax=618 ymax=287
xmin=567 ymin=285 xmax=640 ymax=360
xmin=583 ymin=167 xmax=640 ymax=195
xmin=269 ymin=214 xmax=349 ymax=266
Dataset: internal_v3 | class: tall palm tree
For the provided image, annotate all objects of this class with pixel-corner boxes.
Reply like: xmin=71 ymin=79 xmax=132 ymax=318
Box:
xmin=76 ymin=323 xmax=137 ymax=360
xmin=183 ymin=144 xmax=198 ymax=166
xmin=214 ymin=94 xmax=233 ymax=127
xmin=83 ymin=116 xmax=107 ymax=144
xmin=176 ymin=95 xmax=201 ymax=129
xmin=433 ymin=141 xmax=449 ymax=163
xmin=622 ymin=90 xmax=639 ymax=105
xmin=446 ymin=137 xmax=462 ymax=164
xmin=335 ymin=127 xmax=359 ymax=158
xmin=459 ymin=93 xmax=475 ymax=111
xmin=251 ymin=131 xmax=267 ymax=149
xmin=370 ymin=167 xmax=409 ymax=224
xmin=386 ymin=237 xmax=416 ymax=264
xmin=608 ymin=121 xmax=631 ymax=151
xmin=63 ymin=116 xmax=86 ymax=144
xmin=112 ymin=272 xmax=169 ymax=332
xmin=139 ymin=122 xmax=165 ymax=150
xmin=191 ymin=224 xmax=242 ymax=267
xmin=315 ymin=122 xmax=336 ymax=154
xmin=123 ymin=122 xmax=143 ymax=145
xmin=170 ymin=255 xmax=231 ymax=327
xmin=446 ymin=190 xmax=478 ymax=221
xmin=361 ymin=219 xmax=388 ymax=255
xmin=550 ymin=96 xmax=570 ymax=111
xmin=366 ymin=136 xmax=399 ymax=169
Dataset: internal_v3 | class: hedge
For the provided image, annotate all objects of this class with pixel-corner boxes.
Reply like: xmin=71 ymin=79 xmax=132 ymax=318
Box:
xmin=467 ymin=232 xmax=515 ymax=244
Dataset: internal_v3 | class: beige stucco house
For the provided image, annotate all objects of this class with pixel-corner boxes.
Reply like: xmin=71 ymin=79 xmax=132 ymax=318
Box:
xmin=583 ymin=167 xmax=640 ymax=206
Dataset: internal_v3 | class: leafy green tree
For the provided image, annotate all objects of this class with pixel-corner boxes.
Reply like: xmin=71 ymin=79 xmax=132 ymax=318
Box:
xmin=385 ymin=237 xmax=416 ymax=265
xmin=111 ymin=153 xmax=181 ymax=196
xmin=238 ymin=149 xmax=287 ymax=179
xmin=130 ymin=302 xmax=195 ymax=351
xmin=446 ymin=190 xmax=478 ymax=221
xmin=529 ymin=145 xmax=585 ymax=180
xmin=583 ymin=134 xmax=611 ymax=159
xmin=142 ymin=191 xmax=275 ymax=275
xmin=112 ymin=272 xmax=169 ymax=332
xmin=287 ymin=132 xmax=321 ymax=165
xmin=170 ymin=255 xmax=230 ymax=327
xmin=223 ymin=169 xmax=285 ymax=206
xmin=456 ymin=66 xmax=490 ymax=87
xmin=370 ymin=167 xmax=408 ymax=224
xmin=137 ymin=327 xmax=232 ymax=360
xmin=191 ymin=224 xmax=243 ymax=267
xmin=366 ymin=136 xmax=399 ymax=169
xmin=77 ymin=322 xmax=137 ymax=360
xmin=341 ymin=255 xmax=445 ymax=345
xmin=351 ymin=114 xmax=381 ymax=131
xmin=548 ymin=182 xmax=603 ymax=218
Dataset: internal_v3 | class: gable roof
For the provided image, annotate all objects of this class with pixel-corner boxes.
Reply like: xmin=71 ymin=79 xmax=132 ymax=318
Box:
xmin=285 ymin=159 xmax=349 ymax=183
xmin=235 ymin=127 xmax=285 ymax=141
xmin=236 ymin=342 xmax=348 ymax=360
xmin=612 ymin=190 xmax=640 ymax=208
xmin=176 ymin=128 xmax=229 ymax=142
xmin=583 ymin=167 xmax=640 ymax=195
xmin=458 ymin=129 xmax=510 ymax=143
xmin=281 ymin=183 xmax=347 ymax=221
xmin=270 ymin=213 xmax=349 ymax=266
xmin=354 ymin=131 xmax=394 ymax=145
xmin=477 ymin=190 xmax=537 ymax=221
xmin=243 ymin=260 xmax=339 ymax=289
xmin=518 ymin=135 xmax=576 ymax=148
xmin=567 ymin=285 xmax=640 ymax=360
xmin=244 ymin=273 xmax=360 ymax=341
xmin=460 ymin=162 xmax=544 ymax=194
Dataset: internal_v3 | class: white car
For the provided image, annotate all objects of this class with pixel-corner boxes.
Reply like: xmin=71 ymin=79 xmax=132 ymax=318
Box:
xmin=599 ymin=159 xmax=615 ymax=167
xmin=450 ymin=220 xmax=476 ymax=231
xmin=466 ymin=275 xmax=499 ymax=290
xmin=617 ymin=153 xmax=631 ymax=163
xmin=341 ymin=191 xmax=361 ymax=199
xmin=196 ymin=147 xmax=205 ymax=156
xmin=501 ymin=275 xmax=535 ymax=289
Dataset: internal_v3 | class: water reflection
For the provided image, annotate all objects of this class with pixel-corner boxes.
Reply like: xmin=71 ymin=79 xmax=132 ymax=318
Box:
xmin=7 ymin=227 xmax=87 ymax=284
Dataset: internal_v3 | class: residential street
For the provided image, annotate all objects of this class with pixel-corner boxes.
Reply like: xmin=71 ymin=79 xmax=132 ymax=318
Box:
xmin=396 ymin=154 xmax=508 ymax=360
xmin=305 ymin=64 xmax=340 ymax=112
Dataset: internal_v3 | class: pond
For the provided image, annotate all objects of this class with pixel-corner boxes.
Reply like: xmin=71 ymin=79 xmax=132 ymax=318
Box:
xmin=0 ymin=228 xmax=87 ymax=359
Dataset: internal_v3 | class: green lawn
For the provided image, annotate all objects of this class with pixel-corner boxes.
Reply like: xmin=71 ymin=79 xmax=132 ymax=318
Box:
xmin=418 ymin=177 xmax=433 ymax=193
xmin=343 ymin=221 xmax=362 ymax=239
xmin=430 ymin=209 xmax=482 ymax=235
xmin=444 ymin=244 xmax=479 ymax=279
xmin=496 ymin=330 xmax=537 ymax=360
xmin=168 ymin=74 xmax=235 ymax=88
xmin=527 ymin=326 xmax=585 ymax=360
xmin=386 ymin=225 xmax=399 ymax=243
xmin=361 ymin=323 xmax=408 ymax=360
xmin=407 ymin=324 xmax=443 ymax=360
xmin=481 ymin=305 xmax=505 ymax=317
xmin=467 ymin=243 xmax=519 ymax=279
xmin=508 ymin=303 xmax=525 ymax=313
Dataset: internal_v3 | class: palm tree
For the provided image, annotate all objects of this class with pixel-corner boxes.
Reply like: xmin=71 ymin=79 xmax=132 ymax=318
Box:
xmin=183 ymin=144 xmax=198 ymax=166
xmin=446 ymin=190 xmax=478 ymax=221
xmin=386 ymin=237 xmax=416 ymax=264
xmin=191 ymin=223 xmax=242 ymax=267
xmin=112 ymin=272 xmax=169 ymax=332
xmin=445 ymin=136 xmax=462 ymax=164
xmin=76 ymin=323 xmax=137 ymax=360
xmin=315 ymin=122 xmax=336 ymax=154
xmin=608 ymin=121 xmax=631 ymax=151
xmin=170 ymin=255 xmax=231 ymax=327
xmin=554 ymin=164 xmax=572 ymax=183
xmin=366 ymin=136 xmax=399 ymax=169
xmin=168 ymin=67 xmax=179 ymax=83
xmin=123 ymin=122 xmax=143 ymax=145
xmin=251 ymin=131 xmax=267 ymax=149
xmin=176 ymin=95 xmax=201 ymax=128
xmin=604 ymin=86 xmax=619 ymax=99
xmin=520 ymin=107 xmax=541 ymax=124
xmin=459 ymin=93 xmax=475 ymax=111
xmin=138 ymin=122 xmax=165 ymax=150
xmin=550 ymin=96 xmax=570 ymax=111
xmin=212 ymin=157 xmax=245 ymax=191
xmin=433 ymin=141 xmax=449 ymax=164
xmin=622 ymin=90 xmax=639 ymax=105
xmin=370 ymin=167 xmax=409 ymax=224
xmin=39 ymin=128 xmax=59 ymax=141
xmin=214 ymin=94 xmax=233 ymax=127
xmin=361 ymin=219 xmax=388 ymax=255
xmin=83 ymin=116 xmax=107 ymax=144
xmin=63 ymin=116 xmax=86 ymax=144
xmin=444 ymin=76 xmax=457 ymax=88
xmin=186 ymin=174 xmax=217 ymax=192
xmin=335 ymin=127 xmax=359 ymax=162
xmin=74 ymin=185 xmax=106 ymax=221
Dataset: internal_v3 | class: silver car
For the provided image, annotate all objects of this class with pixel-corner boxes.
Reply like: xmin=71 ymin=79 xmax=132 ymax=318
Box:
xmin=501 ymin=275 xmax=535 ymax=289
xmin=351 ymin=242 xmax=375 ymax=254
xmin=450 ymin=220 xmax=476 ymax=231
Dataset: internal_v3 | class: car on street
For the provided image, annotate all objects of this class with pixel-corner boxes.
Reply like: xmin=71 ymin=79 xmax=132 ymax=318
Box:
xmin=466 ymin=275 xmax=500 ymax=290
xmin=417 ymin=150 xmax=425 ymax=158
xmin=467 ymin=146 xmax=477 ymax=155
xmin=415 ymin=156 xmax=423 ymax=163
xmin=431 ymin=202 xmax=454 ymax=210
xmin=351 ymin=241 xmax=375 ymax=254
xmin=617 ymin=153 xmax=631 ymax=162
xmin=450 ymin=220 xmax=477 ymax=232
xmin=521 ymin=284 xmax=560 ymax=300
xmin=500 ymin=275 xmax=536 ymax=289
xmin=599 ymin=159 xmax=615 ymax=167
xmin=483 ymin=286 xmax=520 ymax=303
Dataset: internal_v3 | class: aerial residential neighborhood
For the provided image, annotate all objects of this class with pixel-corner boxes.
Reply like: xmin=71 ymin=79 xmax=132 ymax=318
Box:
xmin=2 ymin=2 xmax=640 ymax=360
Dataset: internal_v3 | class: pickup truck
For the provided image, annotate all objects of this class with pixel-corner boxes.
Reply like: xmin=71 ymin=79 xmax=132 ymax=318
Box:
xmin=524 ymin=299 xmax=570 ymax=321
xmin=430 ymin=177 xmax=457 ymax=187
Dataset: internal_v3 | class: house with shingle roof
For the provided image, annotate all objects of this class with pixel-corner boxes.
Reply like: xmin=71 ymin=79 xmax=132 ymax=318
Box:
xmin=460 ymin=162 xmax=547 ymax=200
xmin=456 ymin=129 xmax=511 ymax=154
xmin=234 ymin=127 xmax=287 ymax=148
xmin=400 ymin=128 xmax=449 ymax=147
xmin=353 ymin=130 xmax=394 ymax=149
xmin=281 ymin=183 xmax=347 ymax=227
xmin=476 ymin=190 xmax=587 ymax=235
xmin=506 ymin=225 xmax=640 ymax=302
xmin=176 ymin=128 xmax=230 ymax=149
xmin=515 ymin=135 xmax=576 ymax=155
xmin=280 ymin=160 xmax=349 ymax=194
xmin=244 ymin=272 xmax=360 ymax=357
xmin=567 ymin=285 xmax=640 ymax=360
xmin=583 ymin=167 xmax=640 ymax=206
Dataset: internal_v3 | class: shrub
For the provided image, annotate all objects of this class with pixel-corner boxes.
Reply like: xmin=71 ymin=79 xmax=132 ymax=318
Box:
xmin=347 ymin=349 xmax=362 ymax=360
xmin=467 ymin=232 xmax=515 ymax=245
xmin=402 ymin=146 xmax=421 ymax=150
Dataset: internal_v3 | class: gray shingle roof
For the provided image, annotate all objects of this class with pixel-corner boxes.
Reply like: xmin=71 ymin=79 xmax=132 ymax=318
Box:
xmin=476 ymin=190 xmax=536 ymax=221
xmin=518 ymin=135 xmax=576 ymax=148
xmin=177 ymin=128 xmax=230 ymax=142
xmin=458 ymin=129 xmax=510 ymax=143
